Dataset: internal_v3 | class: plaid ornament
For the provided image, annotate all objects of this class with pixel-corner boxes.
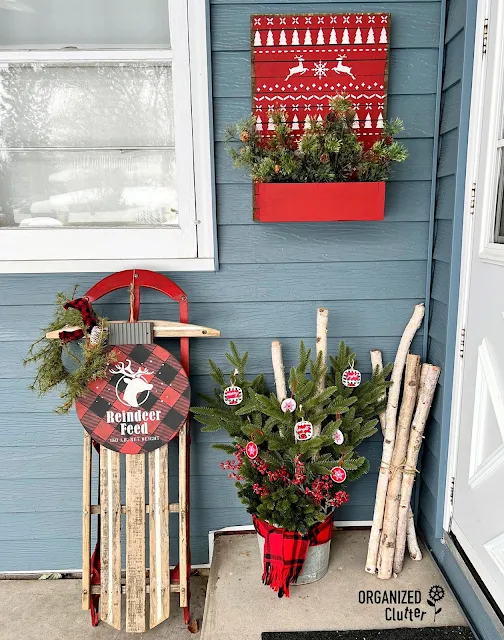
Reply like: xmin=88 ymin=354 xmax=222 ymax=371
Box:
xmin=75 ymin=344 xmax=190 ymax=454
xmin=253 ymin=512 xmax=334 ymax=597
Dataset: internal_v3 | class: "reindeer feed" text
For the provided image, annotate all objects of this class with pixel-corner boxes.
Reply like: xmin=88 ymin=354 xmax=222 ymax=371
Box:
xmin=106 ymin=409 xmax=162 ymax=436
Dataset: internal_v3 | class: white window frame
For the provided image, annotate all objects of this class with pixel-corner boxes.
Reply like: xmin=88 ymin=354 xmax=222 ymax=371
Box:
xmin=0 ymin=0 xmax=216 ymax=273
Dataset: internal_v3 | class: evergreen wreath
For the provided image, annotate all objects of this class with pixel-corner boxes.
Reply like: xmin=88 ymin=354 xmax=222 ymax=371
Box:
xmin=24 ymin=288 xmax=114 ymax=414
xmin=226 ymin=95 xmax=408 ymax=184
xmin=192 ymin=341 xmax=392 ymax=533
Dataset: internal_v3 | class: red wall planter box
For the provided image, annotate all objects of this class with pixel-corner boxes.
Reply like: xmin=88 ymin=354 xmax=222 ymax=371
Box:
xmin=253 ymin=182 xmax=386 ymax=223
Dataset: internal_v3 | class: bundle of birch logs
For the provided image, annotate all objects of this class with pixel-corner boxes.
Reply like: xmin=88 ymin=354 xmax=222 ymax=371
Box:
xmin=365 ymin=303 xmax=441 ymax=579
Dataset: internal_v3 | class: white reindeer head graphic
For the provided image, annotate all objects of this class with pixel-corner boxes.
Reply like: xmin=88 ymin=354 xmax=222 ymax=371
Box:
xmin=110 ymin=359 xmax=154 ymax=408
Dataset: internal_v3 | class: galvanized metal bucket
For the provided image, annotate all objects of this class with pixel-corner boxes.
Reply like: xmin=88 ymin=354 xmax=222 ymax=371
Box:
xmin=257 ymin=532 xmax=332 ymax=585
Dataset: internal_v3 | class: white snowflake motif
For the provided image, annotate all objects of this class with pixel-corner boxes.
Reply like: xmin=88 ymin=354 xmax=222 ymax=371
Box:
xmin=318 ymin=16 xmax=324 ymax=24
xmin=378 ymin=104 xmax=384 ymax=110
xmin=292 ymin=104 xmax=299 ymax=111
xmin=266 ymin=17 xmax=274 ymax=25
xmin=330 ymin=16 xmax=337 ymax=24
xmin=368 ymin=15 xmax=376 ymax=23
xmin=292 ymin=17 xmax=299 ymax=25
xmin=356 ymin=16 xmax=363 ymax=23
xmin=313 ymin=60 xmax=329 ymax=79
xmin=253 ymin=17 xmax=261 ymax=26
xmin=343 ymin=16 xmax=350 ymax=24
xmin=381 ymin=15 xmax=388 ymax=23
xmin=316 ymin=104 xmax=324 ymax=111
xmin=365 ymin=103 xmax=372 ymax=110
xmin=304 ymin=16 xmax=312 ymax=24
xmin=279 ymin=17 xmax=286 ymax=25
xmin=279 ymin=104 xmax=287 ymax=112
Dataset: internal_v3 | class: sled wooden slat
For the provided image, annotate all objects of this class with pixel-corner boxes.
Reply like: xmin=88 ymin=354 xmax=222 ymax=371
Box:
xmin=179 ymin=421 xmax=189 ymax=608
xmin=82 ymin=432 xmax=92 ymax=611
xmin=125 ymin=455 xmax=146 ymax=633
xmin=90 ymin=503 xmax=179 ymax=515
xmin=149 ymin=445 xmax=170 ymax=628
xmin=100 ymin=449 xmax=122 ymax=630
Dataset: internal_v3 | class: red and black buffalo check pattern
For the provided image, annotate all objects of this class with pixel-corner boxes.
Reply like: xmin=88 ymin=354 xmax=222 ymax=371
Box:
xmin=75 ymin=344 xmax=190 ymax=454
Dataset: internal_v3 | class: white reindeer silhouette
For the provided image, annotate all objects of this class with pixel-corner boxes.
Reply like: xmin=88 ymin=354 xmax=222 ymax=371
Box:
xmin=285 ymin=56 xmax=308 ymax=81
xmin=332 ymin=55 xmax=356 ymax=80
xmin=110 ymin=360 xmax=154 ymax=408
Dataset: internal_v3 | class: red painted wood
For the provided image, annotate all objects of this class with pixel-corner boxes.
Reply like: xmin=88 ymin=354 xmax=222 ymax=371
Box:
xmin=254 ymin=182 xmax=385 ymax=222
xmin=251 ymin=13 xmax=390 ymax=148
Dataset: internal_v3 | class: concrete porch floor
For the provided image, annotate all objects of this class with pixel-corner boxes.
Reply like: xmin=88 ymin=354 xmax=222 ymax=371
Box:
xmin=201 ymin=530 xmax=469 ymax=640
xmin=0 ymin=574 xmax=207 ymax=640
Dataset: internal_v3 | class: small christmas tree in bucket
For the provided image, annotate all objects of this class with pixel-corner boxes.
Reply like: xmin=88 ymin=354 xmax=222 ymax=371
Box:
xmin=192 ymin=309 xmax=391 ymax=597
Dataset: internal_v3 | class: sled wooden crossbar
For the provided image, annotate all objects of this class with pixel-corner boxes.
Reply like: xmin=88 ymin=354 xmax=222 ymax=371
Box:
xmin=46 ymin=320 xmax=220 ymax=340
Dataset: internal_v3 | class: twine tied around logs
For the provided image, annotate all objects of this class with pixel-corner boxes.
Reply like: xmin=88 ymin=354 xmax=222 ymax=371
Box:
xmin=379 ymin=458 xmax=419 ymax=478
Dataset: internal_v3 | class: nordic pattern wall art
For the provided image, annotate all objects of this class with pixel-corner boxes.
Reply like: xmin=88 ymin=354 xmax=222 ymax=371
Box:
xmin=251 ymin=13 xmax=390 ymax=148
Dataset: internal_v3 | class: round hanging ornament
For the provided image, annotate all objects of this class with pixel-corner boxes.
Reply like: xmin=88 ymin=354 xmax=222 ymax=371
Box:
xmin=342 ymin=365 xmax=361 ymax=388
xmin=223 ymin=385 xmax=243 ymax=406
xmin=333 ymin=429 xmax=344 ymax=445
xmin=245 ymin=441 xmax=258 ymax=460
xmin=294 ymin=420 xmax=313 ymax=442
xmin=331 ymin=466 xmax=347 ymax=483
xmin=281 ymin=397 xmax=297 ymax=413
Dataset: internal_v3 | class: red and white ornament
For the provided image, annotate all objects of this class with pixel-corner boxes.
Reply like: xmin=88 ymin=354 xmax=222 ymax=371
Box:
xmin=281 ymin=397 xmax=297 ymax=413
xmin=294 ymin=420 xmax=313 ymax=441
xmin=245 ymin=441 xmax=258 ymax=459
xmin=330 ymin=466 xmax=347 ymax=483
xmin=223 ymin=385 xmax=243 ymax=406
xmin=342 ymin=367 xmax=362 ymax=388
xmin=333 ymin=429 xmax=344 ymax=445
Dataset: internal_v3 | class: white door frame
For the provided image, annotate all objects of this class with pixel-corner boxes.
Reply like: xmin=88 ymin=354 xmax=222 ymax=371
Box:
xmin=443 ymin=0 xmax=490 ymax=532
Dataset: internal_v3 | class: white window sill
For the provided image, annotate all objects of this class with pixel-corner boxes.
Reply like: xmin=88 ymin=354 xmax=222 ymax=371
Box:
xmin=0 ymin=257 xmax=216 ymax=274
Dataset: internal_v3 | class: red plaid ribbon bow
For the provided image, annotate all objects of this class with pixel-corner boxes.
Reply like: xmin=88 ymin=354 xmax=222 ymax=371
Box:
xmin=253 ymin=512 xmax=334 ymax=597
xmin=58 ymin=297 xmax=98 ymax=344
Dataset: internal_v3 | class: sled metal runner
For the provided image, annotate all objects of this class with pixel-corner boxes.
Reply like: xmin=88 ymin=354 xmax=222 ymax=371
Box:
xmin=48 ymin=269 xmax=220 ymax=632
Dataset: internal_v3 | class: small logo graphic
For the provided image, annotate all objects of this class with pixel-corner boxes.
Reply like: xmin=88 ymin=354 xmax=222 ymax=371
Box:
xmin=427 ymin=585 xmax=445 ymax=621
xmin=110 ymin=359 xmax=153 ymax=407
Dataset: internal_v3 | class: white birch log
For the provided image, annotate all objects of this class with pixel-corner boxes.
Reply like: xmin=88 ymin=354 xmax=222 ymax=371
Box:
xmin=407 ymin=509 xmax=423 ymax=561
xmin=313 ymin=308 xmax=329 ymax=440
xmin=393 ymin=363 xmax=440 ymax=574
xmin=370 ymin=349 xmax=422 ymax=568
xmin=271 ymin=340 xmax=287 ymax=402
xmin=365 ymin=303 xmax=425 ymax=574
xmin=377 ymin=354 xmax=421 ymax=579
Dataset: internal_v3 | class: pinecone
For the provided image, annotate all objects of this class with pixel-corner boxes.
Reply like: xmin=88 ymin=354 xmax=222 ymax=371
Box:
xmin=320 ymin=153 xmax=329 ymax=164
xmin=240 ymin=130 xmax=250 ymax=142
xmin=384 ymin=135 xmax=393 ymax=145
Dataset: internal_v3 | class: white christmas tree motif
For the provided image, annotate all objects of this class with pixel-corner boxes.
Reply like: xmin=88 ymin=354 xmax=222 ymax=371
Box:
xmin=342 ymin=28 xmax=350 ymax=44
xmin=329 ymin=28 xmax=337 ymax=44
xmin=317 ymin=114 xmax=323 ymax=123
xmin=380 ymin=27 xmax=387 ymax=43
xmin=304 ymin=29 xmax=312 ymax=45
xmin=364 ymin=113 xmax=372 ymax=129
xmin=313 ymin=61 xmax=329 ymax=79
xmin=367 ymin=28 xmax=375 ymax=44
xmin=377 ymin=113 xmax=384 ymax=129
xmin=279 ymin=30 xmax=287 ymax=45
xmin=354 ymin=27 xmax=362 ymax=44
xmin=317 ymin=28 xmax=324 ymax=44
xmin=353 ymin=112 xmax=360 ymax=129
xmin=256 ymin=115 xmax=263 ymax=131
xmin=254 ymin=30 xmax=262 ymax=47
xmin=304 ymin=114 xmax=311 ymax=129
xmin=291 ymin=29 xmax=300 ymax=45
xmin=292 ymin=114 xmax=299 ymax=130
xmin=266 ymin=30 xmax=274 ymax=46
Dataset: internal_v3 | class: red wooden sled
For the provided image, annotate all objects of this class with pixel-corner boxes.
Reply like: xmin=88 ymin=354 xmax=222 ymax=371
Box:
xmin=51 ymin=269 xmax=220 ymax=632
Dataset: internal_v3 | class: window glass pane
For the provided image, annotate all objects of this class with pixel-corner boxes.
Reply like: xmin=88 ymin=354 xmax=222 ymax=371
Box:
xmin=0 ymin=150 xmax=178 ymax=227
xmin=0 ymin=0 xmax=170 ymax=48
xmin=1 ymin=63 xmax=174 ymax=148
xmin=495 ymin=149 xmax=504 ymax=243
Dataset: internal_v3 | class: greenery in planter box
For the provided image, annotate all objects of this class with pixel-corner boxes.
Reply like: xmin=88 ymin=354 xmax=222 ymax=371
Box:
xmin=226 ymin=95 xmax=408 ymax=183
xmin=192 ymin=341 xmax=392 ymax=534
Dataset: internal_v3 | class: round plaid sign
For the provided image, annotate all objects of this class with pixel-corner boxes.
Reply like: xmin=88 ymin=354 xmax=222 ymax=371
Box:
xmin=75 ymin=344 xmax=190 ymax=454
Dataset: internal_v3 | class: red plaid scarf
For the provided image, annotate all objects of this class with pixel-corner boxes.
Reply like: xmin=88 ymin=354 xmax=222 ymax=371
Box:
xmin=58 ymin=297 xmax=98 ymax=344
xmin=253 ymin=513 xmax=334 ymax=598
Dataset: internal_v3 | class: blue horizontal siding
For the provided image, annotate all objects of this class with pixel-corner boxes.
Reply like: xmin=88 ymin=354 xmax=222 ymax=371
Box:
xmin=0 ymin=0 xmax=440 ymax=571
